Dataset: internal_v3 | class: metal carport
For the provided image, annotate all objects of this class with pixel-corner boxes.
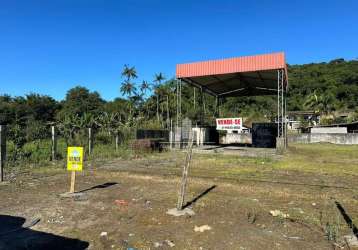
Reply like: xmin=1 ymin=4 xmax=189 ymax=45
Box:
xmin=175 ymin=52 xmax=288 ymax=147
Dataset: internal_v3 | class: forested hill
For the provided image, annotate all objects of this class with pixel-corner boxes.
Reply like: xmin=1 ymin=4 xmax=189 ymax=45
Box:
xmin=287 ymin=58 xmax=358 ymax=112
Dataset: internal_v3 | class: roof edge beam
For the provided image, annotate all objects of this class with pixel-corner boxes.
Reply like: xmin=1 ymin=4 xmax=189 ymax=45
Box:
xmin=255 ymin=86 xmax=277 ymax=92
xmin=180 ymin=77 xmax=218 ymax=97
xmin=218 ymin=87 xmax=246 ymax=97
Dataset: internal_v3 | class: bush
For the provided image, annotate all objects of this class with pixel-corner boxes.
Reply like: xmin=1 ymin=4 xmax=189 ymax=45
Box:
xmin=25 ymin=120 xmax=50 ymax=141
xmin=6 ymin=139 xmax=51 ymax=164
xmin=22 ymin=140 xmax=52 ymax=162
xmin=95 ymin=131 xmax=113 ymax=145
xmin=4 ymin=129 xmax=137 ymax=166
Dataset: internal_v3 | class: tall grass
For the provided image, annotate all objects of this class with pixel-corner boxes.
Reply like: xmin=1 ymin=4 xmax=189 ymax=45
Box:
xmin=5 ymin=133 xmax=134 ymax=167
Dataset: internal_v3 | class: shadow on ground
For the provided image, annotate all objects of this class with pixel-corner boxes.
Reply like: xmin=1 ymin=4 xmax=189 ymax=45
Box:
xmin=335 ymin=201 xmax=358 ymax=238
xmin=0 ymin=215 xmax=88 ymax=250
xmin=183 ymin=185 xmax=217 ymax=209
xmin=78 ymin=182 xmax=118 ymax=193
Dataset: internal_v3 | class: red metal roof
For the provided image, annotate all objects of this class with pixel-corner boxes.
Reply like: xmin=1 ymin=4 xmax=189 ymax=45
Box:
xmin=176 ymin=52 xmax=287 ymax=78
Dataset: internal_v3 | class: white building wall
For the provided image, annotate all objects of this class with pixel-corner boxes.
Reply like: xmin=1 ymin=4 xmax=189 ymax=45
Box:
xmin=311 ymin=127 xmax=347 ymax=134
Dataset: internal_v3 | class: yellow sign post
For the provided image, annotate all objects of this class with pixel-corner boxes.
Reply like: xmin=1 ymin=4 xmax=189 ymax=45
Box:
xmin=67 ymin=147 xmax=83 ymax=193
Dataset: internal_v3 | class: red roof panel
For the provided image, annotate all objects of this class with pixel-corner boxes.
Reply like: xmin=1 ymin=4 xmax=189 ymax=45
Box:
xmin=176 ymin=52 xmax=287 ymax=78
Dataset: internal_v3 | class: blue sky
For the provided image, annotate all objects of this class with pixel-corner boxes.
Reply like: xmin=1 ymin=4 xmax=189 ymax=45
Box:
xmin=0 ymin=0 xmax=357 ymax=100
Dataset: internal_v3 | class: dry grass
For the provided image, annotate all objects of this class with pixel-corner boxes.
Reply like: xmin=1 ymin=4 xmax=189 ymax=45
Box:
xmin=23 ymin=142 xmax=358 ymax=246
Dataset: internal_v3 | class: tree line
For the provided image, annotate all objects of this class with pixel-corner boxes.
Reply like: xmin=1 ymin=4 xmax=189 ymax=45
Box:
xmin=1 ymin=58 xmax=358 ymax=145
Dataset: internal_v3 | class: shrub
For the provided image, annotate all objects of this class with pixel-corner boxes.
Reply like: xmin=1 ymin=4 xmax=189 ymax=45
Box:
xmin=95 ymin=131 xmax=113 ymax=145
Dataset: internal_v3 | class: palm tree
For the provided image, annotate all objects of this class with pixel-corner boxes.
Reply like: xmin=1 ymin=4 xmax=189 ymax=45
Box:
xmin=140 ymin=80 xmax=151 ymax=95
xmin=140 ymin=81 xmax=151 ymax=117
xmin=319 ymin=92 xmax=336 ymax=115
xmin=153 ymin=73 xmax=166 ymax=122
xmin=304 ymin=90 xmax=335 ymax=115
xmin=304 ymin=90 xmax=320 ymax=113
xmin=120 ymin=80 xmax=136 ymax=97
xmin=121 ymin=64 xmax=137 ymax=81
xmin=120 ymin=65 xmax=138 ymax=97
xmin=120 ymin=65 xmax=138 ymax=115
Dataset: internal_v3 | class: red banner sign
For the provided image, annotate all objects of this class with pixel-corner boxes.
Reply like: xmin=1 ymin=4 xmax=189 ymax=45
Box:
xmin=216 ymin=118 xmax=242 ymax=130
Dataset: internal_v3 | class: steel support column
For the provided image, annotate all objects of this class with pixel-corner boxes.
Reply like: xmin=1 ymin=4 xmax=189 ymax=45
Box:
xmin=215 ymin=96 xmax=219 ymax=117
xmin=176 ymin=78 xmax=179 ymax=128
xmin=176 ymin=78 xmax=182 ymax=128
xmin=281 ymin=70 xmax=284 ymax=139
xmin=284 ymin=75 xmax=288 ymax=148
xmin=200 ymin=87 xmax=204 ymax=126
xmin=277 ymin=69 xmax=287 ymax=150
xmin=176 ymin=78 xmax=182 ymax=148
xmin=180 ymin=79 xmax=182 ymax=125
xmin=277 ymin=70 xmax=281 ymax=137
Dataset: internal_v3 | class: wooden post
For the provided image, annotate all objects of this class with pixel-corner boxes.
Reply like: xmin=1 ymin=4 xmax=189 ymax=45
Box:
xmin=67 ymin=146 xmax=83 ymax=194
xmin=69 ymin=171 xmax=76 ymax=193
xmin=177 ymin=136 xmax=194 ymax=210
xmin=51 ymin=126 xmax=57 ymax=161
xmin=88 ymin=128 xmax=92 ymax=155
xmin=115 ymin=133 xmax=119 ymax=151
xmin=166 ymin=95 xmax=169 ymax=129
xmin=170 ymin=119 xmax=173 ymax=149
xmin=156 ymin=95 xmax=159 ymax=122
xmin=0 ymin=125 xmax=6 ymax=182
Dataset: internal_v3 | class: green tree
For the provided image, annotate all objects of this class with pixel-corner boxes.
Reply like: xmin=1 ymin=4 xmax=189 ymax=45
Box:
xmin=120 ymin=65 xmax=138 ymax=116
xmin=153 ymin=73 xmax=166 ymax=123
xmin=140 ymin=80 xmax=150 ymax=94
xmin=304 ymin=91 xmax=320 ymax=113
xmin=139 ymin=81 xmax=151 ymax=118
xmin=58 ymin=86 xmax=104 ymax=119
xmin=25 ymin=93 xmax=58 ymax=122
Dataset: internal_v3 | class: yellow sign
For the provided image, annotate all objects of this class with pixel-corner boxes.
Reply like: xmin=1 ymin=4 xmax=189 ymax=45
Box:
xmin=67 ymin=147 xmax=83 ymax=171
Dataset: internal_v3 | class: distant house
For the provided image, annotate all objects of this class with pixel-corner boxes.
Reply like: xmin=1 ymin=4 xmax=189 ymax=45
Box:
xmin=308 ymin=121 xmax=358 ymax=134
xmin=287 ymin=111 xmax=320 ymax=131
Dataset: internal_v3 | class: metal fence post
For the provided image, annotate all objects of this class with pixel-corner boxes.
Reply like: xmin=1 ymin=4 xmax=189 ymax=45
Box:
xmin=0 ymin=125 xmax=6 ymax=182
xmin=51 ymin=126 xmax=57 ymax=161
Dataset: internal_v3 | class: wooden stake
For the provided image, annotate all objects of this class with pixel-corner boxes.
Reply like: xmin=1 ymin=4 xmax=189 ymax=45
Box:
xmin=177 ymin=136 xmax=194 ymax=210
xmin=70 ymin=171 xmax=76 ymax=193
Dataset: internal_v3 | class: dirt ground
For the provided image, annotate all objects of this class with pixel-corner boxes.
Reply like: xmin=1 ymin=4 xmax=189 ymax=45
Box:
xmin=0 ymin=143 xmax=358 ymax=250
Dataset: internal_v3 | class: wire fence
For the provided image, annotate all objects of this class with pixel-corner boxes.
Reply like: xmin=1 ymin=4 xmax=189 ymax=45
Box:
xmin=0 ymin=122 xmax=203 ymax=168
xmin=1 ymin=125 xmax=141 ymax=167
